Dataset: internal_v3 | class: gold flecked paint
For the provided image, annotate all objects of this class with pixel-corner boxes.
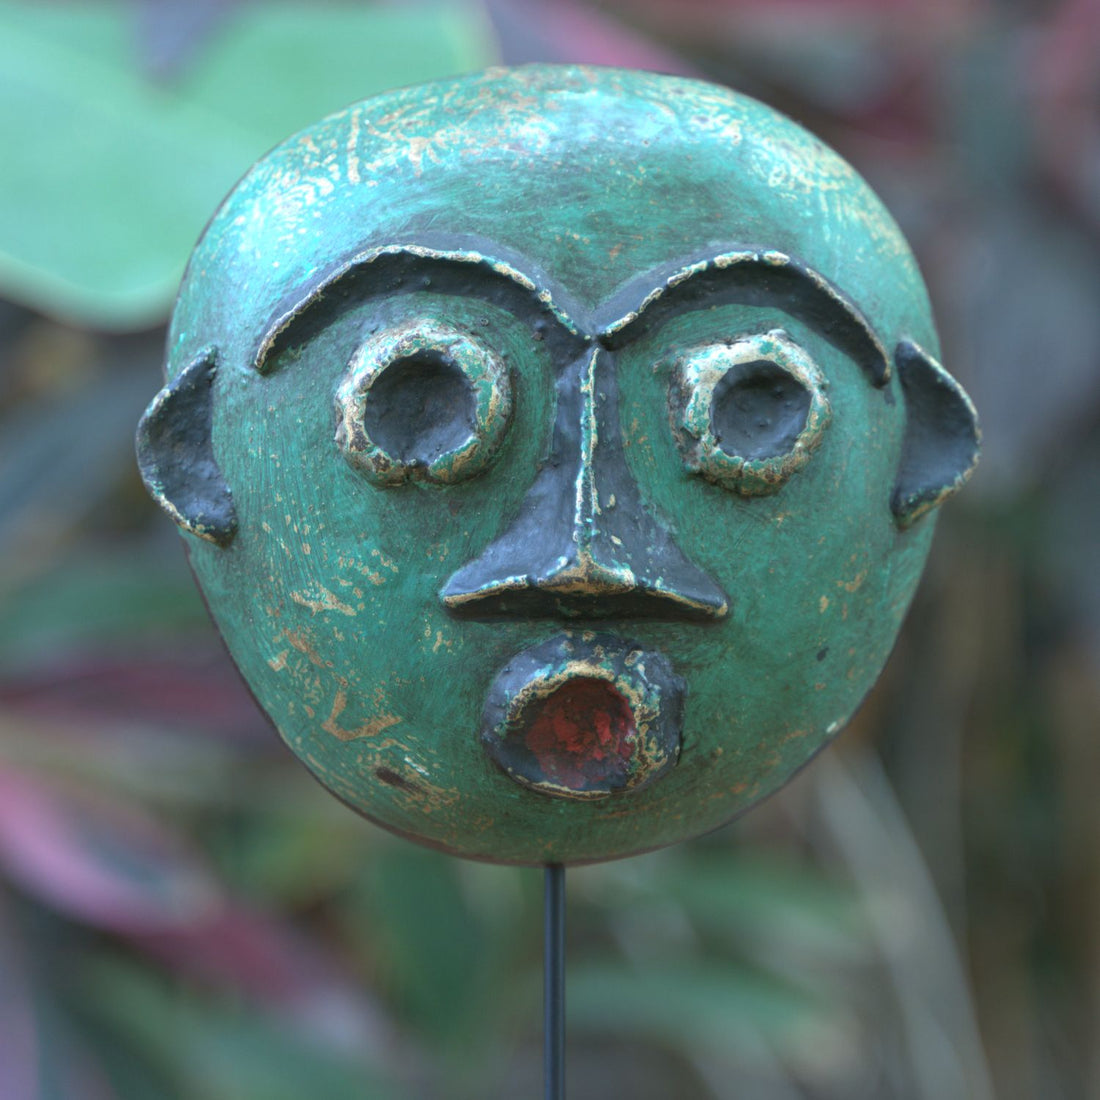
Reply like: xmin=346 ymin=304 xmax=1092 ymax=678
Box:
xmin=136 ymin=66 xmax=979 ymax=864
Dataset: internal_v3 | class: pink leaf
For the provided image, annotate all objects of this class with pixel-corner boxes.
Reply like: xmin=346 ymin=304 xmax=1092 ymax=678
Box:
xmin=136 ymin=904 xmax=393 ymax=1057
xmin=0 ymin=766 xmax=220 ymax=934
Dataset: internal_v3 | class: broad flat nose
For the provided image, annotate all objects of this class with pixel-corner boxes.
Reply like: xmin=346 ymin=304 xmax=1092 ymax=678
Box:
xmin=442 ymin=347 xmax=728 ymax=621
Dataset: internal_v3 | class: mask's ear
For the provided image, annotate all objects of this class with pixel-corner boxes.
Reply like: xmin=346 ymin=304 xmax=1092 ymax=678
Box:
xmin=892 ymin=339 xmax=980 ymax=529
xmin=135 ymin=347 xmax=237 ymax=546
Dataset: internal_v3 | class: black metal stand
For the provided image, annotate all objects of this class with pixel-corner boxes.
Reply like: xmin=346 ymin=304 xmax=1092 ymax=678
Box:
xmin=544 ymin=863 xmax=565 ymax=1100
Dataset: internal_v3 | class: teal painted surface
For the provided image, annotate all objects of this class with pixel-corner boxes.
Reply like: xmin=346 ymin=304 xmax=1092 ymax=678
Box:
xmin=140 ymin=66 xmax=977 ymax=864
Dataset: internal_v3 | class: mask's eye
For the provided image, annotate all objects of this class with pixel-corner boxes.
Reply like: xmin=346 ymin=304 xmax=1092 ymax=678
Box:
xmin=669 ymin=330 xmax=830 ymax=496
xmin=335 ymin=320 xmax=512 ymax=485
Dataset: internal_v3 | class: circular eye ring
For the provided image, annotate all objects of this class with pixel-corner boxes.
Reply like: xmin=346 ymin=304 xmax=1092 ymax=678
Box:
xmin=335 ymin=319 xmax=512 ymax=486
xmin=670 ymin=329 xmax=830 ymax=496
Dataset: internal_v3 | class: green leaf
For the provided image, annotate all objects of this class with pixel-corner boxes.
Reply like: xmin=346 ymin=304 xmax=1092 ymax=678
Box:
xmin=661 ymin=853 xmax=866 ymax=960
xmin=567 ymin=962 xmax=846 ymax=1065
xmin=81 ymin=955 xmax=402 ymax=1100
xmin=352 ymin=846 xmax=490 ymax=1043
xmin=0 ymin=1 xmax=495 ymax=328
xmin=576 ymin=849 xmax=866 ymax=963
xmin=0 ymin=547 xmax=209 ymax=668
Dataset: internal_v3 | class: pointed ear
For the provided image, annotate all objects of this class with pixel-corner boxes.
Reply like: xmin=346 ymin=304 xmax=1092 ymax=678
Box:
xmin=892 ymin=339 xmax=980 ymax=529
xmin=135 ymin=347 xmax=237 ymax=546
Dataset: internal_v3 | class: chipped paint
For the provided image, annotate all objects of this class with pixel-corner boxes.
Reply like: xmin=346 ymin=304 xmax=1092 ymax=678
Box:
xmin=290 ymin=588 xmax=357 ymax=616
xmin=321 ymin=689 xmax=401 ymax=742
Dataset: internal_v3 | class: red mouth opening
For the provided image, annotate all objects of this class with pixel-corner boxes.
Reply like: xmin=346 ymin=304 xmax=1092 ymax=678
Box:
xmin=523 ymin=678 xmax=637 ymax=791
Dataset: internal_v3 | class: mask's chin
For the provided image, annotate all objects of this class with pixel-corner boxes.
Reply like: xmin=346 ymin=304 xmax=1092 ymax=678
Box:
xmin=480 ymin=631 xmax=684 ymax=800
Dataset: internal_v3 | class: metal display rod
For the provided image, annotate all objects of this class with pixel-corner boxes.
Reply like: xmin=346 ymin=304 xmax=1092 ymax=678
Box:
xmin=545 ymin=865 xmax=566 ymax=1100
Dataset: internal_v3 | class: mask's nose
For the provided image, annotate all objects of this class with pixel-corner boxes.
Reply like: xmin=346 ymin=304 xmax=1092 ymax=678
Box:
xmin=442 ymin=346 xmax=728 ymax=621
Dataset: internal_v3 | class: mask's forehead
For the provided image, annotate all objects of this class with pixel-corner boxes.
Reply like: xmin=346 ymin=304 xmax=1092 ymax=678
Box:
xmin=169 ymin=65 xmax=935 ymax=373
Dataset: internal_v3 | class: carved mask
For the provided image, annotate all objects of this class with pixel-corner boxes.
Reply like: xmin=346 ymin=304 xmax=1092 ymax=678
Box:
xmin=137 ymin=66 xmax=978 ymax=864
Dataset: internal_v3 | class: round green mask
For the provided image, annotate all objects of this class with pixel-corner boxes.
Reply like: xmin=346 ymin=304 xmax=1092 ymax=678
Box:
xmin=137 ymin=66 xmax=979 ymax=865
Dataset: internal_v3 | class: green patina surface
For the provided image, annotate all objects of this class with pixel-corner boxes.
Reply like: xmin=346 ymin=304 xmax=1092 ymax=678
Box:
xmin=141 ymin=66 xmax=977 ymax=864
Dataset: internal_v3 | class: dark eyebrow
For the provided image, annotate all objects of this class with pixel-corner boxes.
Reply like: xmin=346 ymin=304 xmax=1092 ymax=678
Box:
xmin=252 ymin=244 xmax=586 ymax=373
xmin=597 ymin=248 xmax=890 ymax=386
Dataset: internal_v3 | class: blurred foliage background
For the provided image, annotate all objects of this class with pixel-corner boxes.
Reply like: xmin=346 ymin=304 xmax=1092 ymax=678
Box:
xmin=0 ymin=1 xmax=1097 ymax=1097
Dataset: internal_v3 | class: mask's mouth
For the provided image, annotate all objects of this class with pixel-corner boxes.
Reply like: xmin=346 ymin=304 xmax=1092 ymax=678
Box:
xmin=481 ymin=632 xmax=684 ymax=799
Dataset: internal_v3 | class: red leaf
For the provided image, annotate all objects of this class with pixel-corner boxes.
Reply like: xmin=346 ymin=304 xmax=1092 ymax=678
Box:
xmin=135 ymin=904 xmax=394 ymax=1054
xmin=0 ymin=651 xmax=272 ymax=748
